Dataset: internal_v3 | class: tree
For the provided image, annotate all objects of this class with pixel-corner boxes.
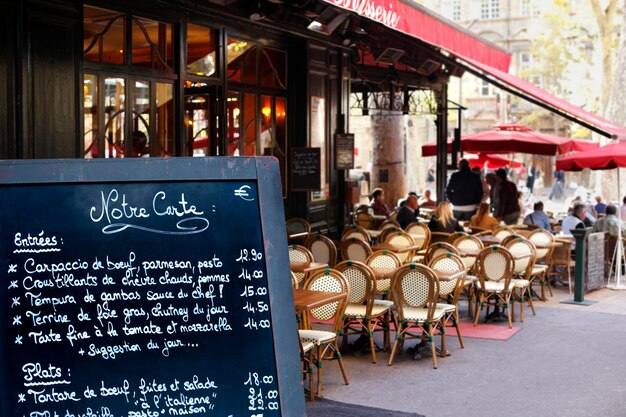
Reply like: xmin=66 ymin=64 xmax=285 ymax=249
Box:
xmin=590 ymin=0 xmax=620 ymax=113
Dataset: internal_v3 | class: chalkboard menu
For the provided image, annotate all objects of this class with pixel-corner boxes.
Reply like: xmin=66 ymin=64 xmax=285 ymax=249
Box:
xmin=586 ymin=232 xmax=605 ymax=291
xmin=334 ymin=133 xmax=354 ymax=170
xmin=290 ymin=147 xmax=321 ymax=191
xmin=0 ymin=157 xmax=304 ymax=417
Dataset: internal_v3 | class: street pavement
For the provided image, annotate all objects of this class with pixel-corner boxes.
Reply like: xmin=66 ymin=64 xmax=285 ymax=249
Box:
xmin=310 ymin=285 xmax=626 ymax=417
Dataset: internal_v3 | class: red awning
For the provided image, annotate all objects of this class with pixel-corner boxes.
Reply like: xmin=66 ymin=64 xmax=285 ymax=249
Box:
xmin=456 ymin=58 xmax=626 ymax=140
xmin=556 ymin=141 xmax=626 ymax=171
xmin=321 ymin=0 xmax=511 ymax=72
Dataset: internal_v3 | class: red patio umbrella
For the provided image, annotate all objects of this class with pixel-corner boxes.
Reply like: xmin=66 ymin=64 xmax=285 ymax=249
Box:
xmin=556 ymin=140 xmax=626 ymax=289
xmin=464 ymin=153 xmax=523 ymax=169
xmin=421 ymin=123 xmax=598 ymax=157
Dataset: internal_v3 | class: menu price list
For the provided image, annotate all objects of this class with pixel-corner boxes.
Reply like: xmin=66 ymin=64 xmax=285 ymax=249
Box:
xmin=1 ymin=182 xmax=281 ymax=417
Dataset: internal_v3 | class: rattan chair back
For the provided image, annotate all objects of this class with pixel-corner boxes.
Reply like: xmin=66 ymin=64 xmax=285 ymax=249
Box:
xmin=475 ymin=246 xmax=514 ymax=290
xmin=303 ymin=269 xmax=349 ymax=334
xmin=304 ymin=234 xmax=337 ymax=267
xmin=355 ymin=211 xmax=375 ymax=229
xmin=392 ymin=263 xmax=439 ymax=318
xmin=341 ymin=225 xmax=369 ymax=242
xmin=447 ymin=231 xmax=470 ymax=243
xmin=428 ymin=253 xmax=466 ymax=302
xmin=286 ymin=217 xmax=311 ymax=244
xmin=379 ymin=219 xmax=401 ymax=230
xmin=366 ymin=250 xmax=402 ymax=296
xmin=528 ymin=229 xmax=554 ymax=263
xmin=429 ymin=231 xmax=451 ymax=244
xmin=424 ymin=242 xmax=460 ymax=264
xmin=384 ymin=230 xmax=416 ymax=264
xmin=288 ymin=244 xmax=314 ymax=285
xmin=504 ymin=236 xmax=537 ymax=277
xmin=406 ymin=222 xmax=431 ymax=249
xmin=494 ymin=226 xmax=515 ymax=241
xmin=335 ymin=260 xmax=376 ymax=307
xmin=340 ymin=238 xmax=372 ymax=263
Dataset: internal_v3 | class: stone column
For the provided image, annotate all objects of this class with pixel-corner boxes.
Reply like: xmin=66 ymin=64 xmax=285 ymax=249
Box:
xmin=370 ymin=110 xmax=406 ymax=209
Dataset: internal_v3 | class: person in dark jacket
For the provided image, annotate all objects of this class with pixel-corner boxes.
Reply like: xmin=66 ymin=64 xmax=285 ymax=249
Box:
xmin=428 ymin=202 xmax=464 ymax=233
xmin=445 ymin=159 xmax=484 ymax=221
xmin=397 ymin=194 xmax=419 ymax=229
xmin=494 ymin=168 xmax=519 ymax=225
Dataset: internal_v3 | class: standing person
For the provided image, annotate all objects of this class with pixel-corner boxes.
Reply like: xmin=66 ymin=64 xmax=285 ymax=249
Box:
xmin=494 ymin=168 xmax=520 ymax=225
xmin=472 ymin=166 xmax=490 ymax=202
xmin=526 ymin=165 xmax=537 ymax=194
xmin=548 ymin=170 xmax=565 ymax=200
xmin=523 ymin=201 xmax=552 ymax=232
xmin=369 ymin=188 xmax=392 ymax=217
xmin=485 ymin=172 xmax=498 ymax=211
xmin=445 ymin=159 xmax=484 ymax=221
xmin=418 ymin=189 xmax=436 ymax=209
xmin=397 ymin=194 xmax=419 ymax=229
xmin=426 ymin=165 xmax=435 ymax=190
xmin=428 ymin=202 xmax=464 ymax=233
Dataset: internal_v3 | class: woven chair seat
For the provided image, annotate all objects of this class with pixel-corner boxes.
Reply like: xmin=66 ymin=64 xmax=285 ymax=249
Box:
xmin=476 ymin=280 xmax=508 ymax=292
xmin=465 ymin=275 xmax=477 ymax=282
xmin=372 ymin=299 xmax=395 ymax=307
xmin=435 ymin=302 xmax=456 ymax=313
xmin=511 ymin=278 xmax=530 ymax=288
xmin=401 ymin=306 xmax=446 ymax=322
xmin=344 ymin=304 xmax=390 ymax=318
xmin=299 ymin=329 xmax=336 ymax=346
xmin=532 ymin=265 xmax=549 ymax=273
xmin=301 ymin=340 xmax=315 ymax=353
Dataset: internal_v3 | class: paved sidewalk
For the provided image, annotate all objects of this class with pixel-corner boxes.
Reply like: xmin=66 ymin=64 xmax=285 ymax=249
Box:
xmin=310 ymin=286 xmax=626 ymax=417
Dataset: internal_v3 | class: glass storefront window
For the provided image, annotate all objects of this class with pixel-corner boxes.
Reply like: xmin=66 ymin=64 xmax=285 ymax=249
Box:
xmin=132 ymin=80 xmax=150 ymax=157
xmin=185 ymin=95 xmax=211 ymax=156
xmin=260 ymin=48 xmax=287 ymax=89
xmin=83 ymin=74 xmax=98 ymax=158
xmin=227 ymin=38 xmax=255 ymax=83
xmin=187 ymin=24 xmax=217 ymax=77
xmin=243 ymin=93 xmax=258 ymax=155
xmin=156 ymin=83 xmax=174 ymax=156
xmin=83 ymin=5 xmax=126 ymax=64
xmin=227 ymin=92 xmax=240 ymax=156
xmin=131 ymin=17 xmax=173 ymax=71
xmin=103 ymin=77 xmax=125 ymax=158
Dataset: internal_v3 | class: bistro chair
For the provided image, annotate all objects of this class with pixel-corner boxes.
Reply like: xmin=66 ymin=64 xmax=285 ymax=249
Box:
xmin=429 ymin=231 xmax=451 ymax=245
xmin=388 ymin=263 xmax=447 ymax=369
xmin=340 ymin=238 xmax=373 ymax=264
xmin=305 ymin=234 xmax=337 ymax=267
xmin=384 ymin=230 xmax=417 ymax=264
xmin=406 ymin=222 xmax=431 ymax=251
xmin=341 ymin=225 xmax=370 ymax=242
xmin=377 ymin=226 xmax=402 ymax=244
xmin=504 ymin=236 xmax=537 ymax=322
xmin=528 ymin=229 xmax=555 ymax=300
xmin=424 ymin=242 xmax=460 ymax=265
xmin=548 ymin=240 xmax=574 ymax=293
xmin=355 ymin=211 xmax=375 ymax=229
xmin=286 ymin=217 xmax=311 ymax=245
xmin=451 ymin=234 xmax=484 ymax=272
xmin=446 ymin=231 xmax=470 ymax=244
xmin=428 ymin=253 xmax=467 ymax=350
xmin=299 ymin=269 xmax=350 ymax=397
xmin=473 ymin=246 xmax=515 ymax=328
xmin=335 ymin=260 xmax=391 ymax=363
xmin=365 ymin=250 xmax=402 ymax=305
xmin=379 ymin=219 xmax=401 ymax=230
xmin=494 ymin=226 xmax=515 ymax=241
xmin=288 ymin=245 xmax=314 ymax=287
xmin=298 ymin=335 xmax=316 ymax=401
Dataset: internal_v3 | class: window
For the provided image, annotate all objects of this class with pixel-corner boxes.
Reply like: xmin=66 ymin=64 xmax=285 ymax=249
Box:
xmin=187 ymin=24 xmax=218 ymax=77
xmin=479 ymin=79 xmax=494 ymax=97
xmin=452 ymin=0 xmax=461 ymax=21
xmin=521 ymin=0 xmax=540 ymax=16
xmin=480 ymin=0 xmax=500 ymax=19
xmin=83 ymin=5 xmax=176 ymax=159
xmin=519 ymin=51 xmax=532 ymax=70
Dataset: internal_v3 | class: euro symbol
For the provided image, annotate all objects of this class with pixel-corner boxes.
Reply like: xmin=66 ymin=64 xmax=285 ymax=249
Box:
xmin=234 ymin=185 xmax=254 ymax=201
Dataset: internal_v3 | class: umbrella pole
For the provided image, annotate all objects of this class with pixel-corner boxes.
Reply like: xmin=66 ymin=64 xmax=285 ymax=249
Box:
xmin=608 ymin=169 xmax=626 ymax=290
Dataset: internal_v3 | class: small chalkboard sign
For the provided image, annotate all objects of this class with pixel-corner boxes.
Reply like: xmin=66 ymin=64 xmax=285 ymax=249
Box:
xmin=291 ymin=147 xmax=321 ymax=191
xmin=335 ymin=133 xmax=354 ymax=170
xmin=586 ymin=231 xmax=605 ymax=291
xmin=0 ymin=157 xmax=305 ymax=417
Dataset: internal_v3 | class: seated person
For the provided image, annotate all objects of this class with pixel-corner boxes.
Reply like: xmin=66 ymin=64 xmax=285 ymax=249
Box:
xmin=397 ymin=194 xmax=419 ymax=229
xmin=428 ymin=201 xmax=464 ymax=233
xmin=418 ymin=189 xmax=436 ymax=209
xmin=523 ymin=201 xmax=552 ymax=232
xmin=369 ymin=188 xmax=392 ymax=217
xmin=397 ymin=191 xmax=418 ymax=208
xmin=561 ymin=204 xmax=587 ymax=235
xmin=469 ymin=202 xmax=499 ymax=231
xmin=592 ymin=204 xmax=626 ymax=237
xmin=595 ymin=195 xmax=607 ymax=216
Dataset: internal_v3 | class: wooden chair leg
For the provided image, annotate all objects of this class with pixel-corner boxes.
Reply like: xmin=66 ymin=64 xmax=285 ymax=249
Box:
xmin=473 ymin=294 xmax=484 ymax=327
xmin=506 ymin=295 xmax=512 ymax=329
xmin=368 ymin=323 xmax=377 ymax=364
xmin=387 ymin=325 xmax=402 ymax=366
xmin=334 ymin=341 xmax=349 ymax=386
xmin=511 ymin=289 xmax=517 ymax=322
xmin=527 ymin=287 xmax=536 ymax=315
xmin=316 ymin=345 xmax=323 ymax=397
xmin=429 ymin=324 xmax=438 ymax=369
xmin=453 ymin=311 xmax=464 ymax=349
xmin=440 ymin=324 xmax=447 ymax=358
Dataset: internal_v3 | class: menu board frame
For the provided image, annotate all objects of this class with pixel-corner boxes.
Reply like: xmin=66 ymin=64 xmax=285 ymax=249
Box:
xmin=334 ymin=133 xmax=354 ymax=170
xmin=0 ymin=156 xmax=305 ymax=417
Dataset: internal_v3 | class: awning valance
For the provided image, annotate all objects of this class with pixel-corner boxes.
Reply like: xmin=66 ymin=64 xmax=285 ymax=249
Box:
xmin=455 ymin=57 xmax=626 ymax=140
xmin=321 ymin=0 xmax=511 ymax=72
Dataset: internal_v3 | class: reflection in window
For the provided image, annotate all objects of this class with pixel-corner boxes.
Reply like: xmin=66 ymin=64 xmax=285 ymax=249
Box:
xmin=103 ymin=77 xmax=125 ymax=158
xmin=131 ymin=17 xmax=173 ymax=71
xmin=156 ymin=83 xmax=174 ymax=156
xmin=227 ymin=92 xmax=240 ymax=156
xmin=186 ymin=94 xmax=211 ymax=156
xmin=187 ymin=24 xmax=217 ymax=77
xmin=84 ymin=74 xmax=98 ymax=158
xmin=132 ymin=80 xmax=151 ymax=157
xmin=83 ymin=5 xmax=125 ymax=64
xmin=260 ymin=48 xmax=287 ymax=89
xmin=227 ymin=38 xmax=255 ymax=83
